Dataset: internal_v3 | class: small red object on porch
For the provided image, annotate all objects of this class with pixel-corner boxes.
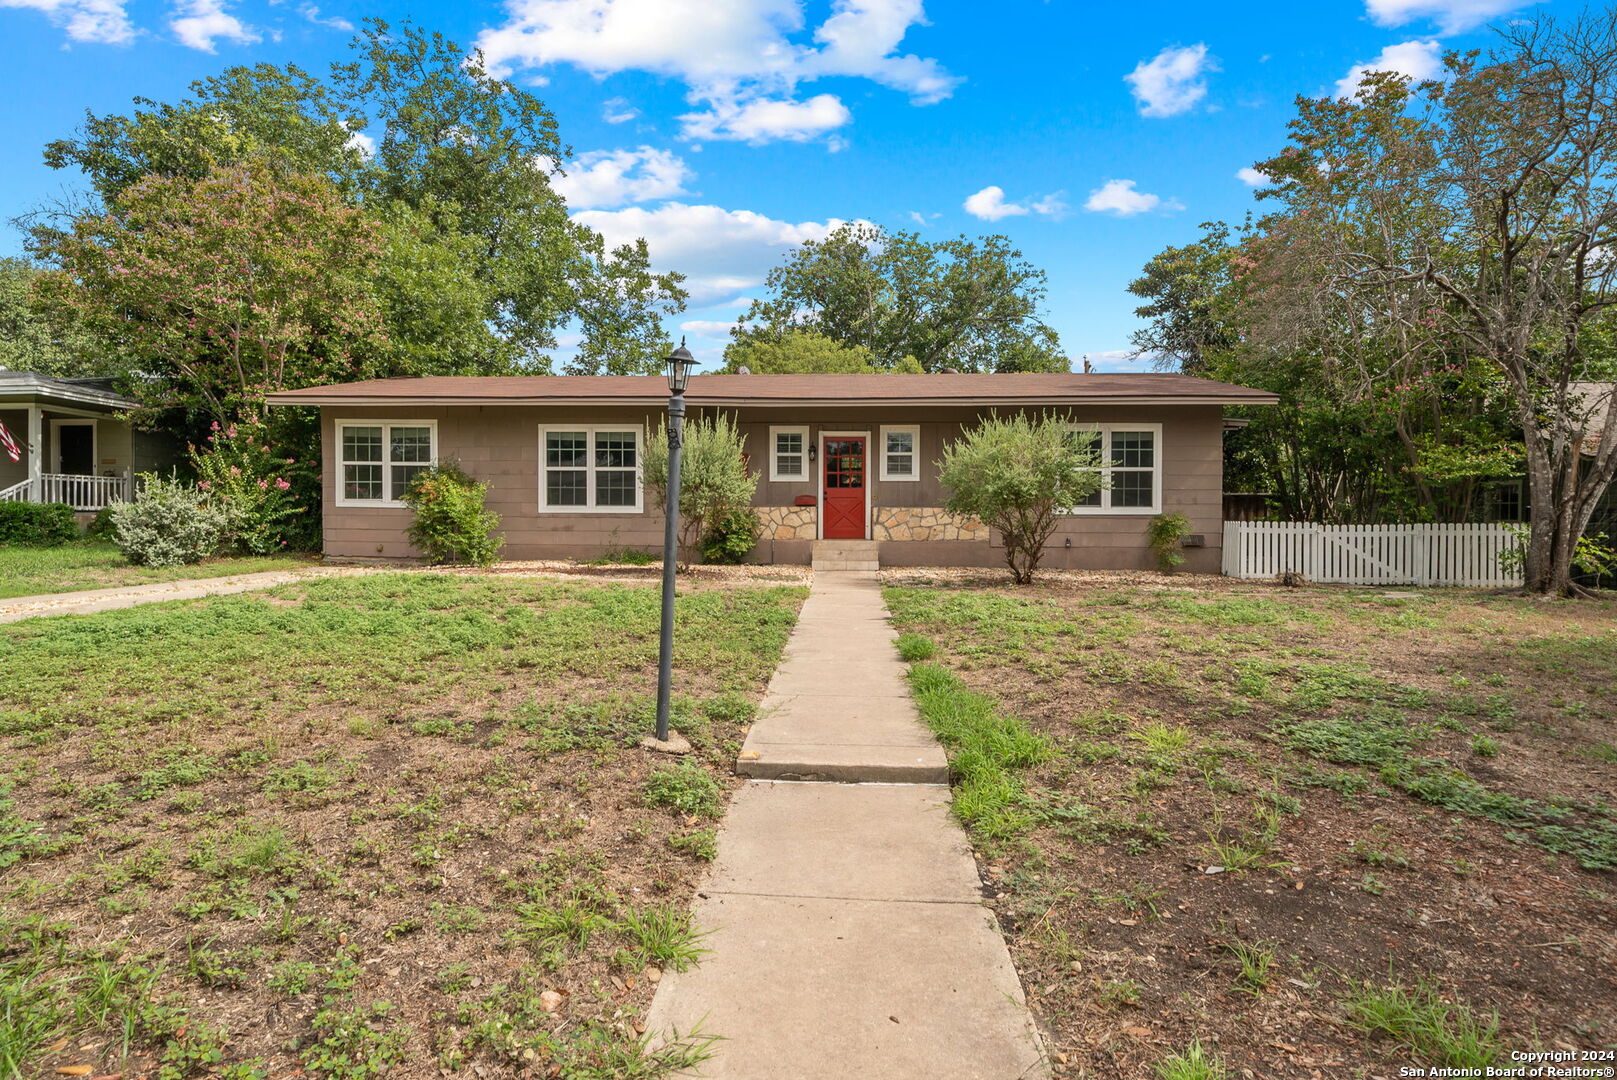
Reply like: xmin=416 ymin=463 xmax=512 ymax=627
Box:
xmin=793 ymin=494 xmax=816 ymax=506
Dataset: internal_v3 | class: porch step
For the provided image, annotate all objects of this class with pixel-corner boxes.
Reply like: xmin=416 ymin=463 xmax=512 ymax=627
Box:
xmin=811 ymin=540 xmax=880 ymax=572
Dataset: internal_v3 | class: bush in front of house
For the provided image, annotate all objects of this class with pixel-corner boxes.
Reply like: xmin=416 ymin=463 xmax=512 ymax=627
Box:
xmin=1148 ymin=511 xmax=1194 ymax=573
xmin=400 ymin=462 xmax=503 ymax=566
xmin=938 ymin=412 xmax=1102 ymax=585
xmin=643 ymin=412 xmax=758 ymax=568
xmin=700 ymin=507 xmax=762 ymax=564
xmin=108 ymin=473 xmax=235 ymax=567
xmin=0 ymin=501 xmax=81 ymax=546
xmin=190 ymin=413 xmax=308 ymax=555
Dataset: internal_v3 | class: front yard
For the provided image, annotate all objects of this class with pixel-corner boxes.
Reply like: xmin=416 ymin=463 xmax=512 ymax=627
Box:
xmin=883 ymin=571 xmax=1617 ymax=1078
xmin=0 ymin=541 xmax=314 ymax=599
xmin=0 ymin=572 xmax=806 ymax=1079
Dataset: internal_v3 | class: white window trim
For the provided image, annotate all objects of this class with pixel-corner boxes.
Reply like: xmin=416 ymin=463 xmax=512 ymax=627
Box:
xmin=768 ymin=425 xmax=811 ymax=484
xmin=537 ymin=424 xmax=645 ymax=514
xmin=1064 ymin=422 xmax=1164 ymax=515
xmin=879 ymin=424 xmax=920 ymax=482
xmin=334 ymin=419 xmax=438 ymax=508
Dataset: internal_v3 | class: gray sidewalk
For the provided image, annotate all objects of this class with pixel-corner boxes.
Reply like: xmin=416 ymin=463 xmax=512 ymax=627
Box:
xmin=0 ymin=567 xmax=373 ymax=623
xmin=646 ymin=572 xmax=1047 ymax=1079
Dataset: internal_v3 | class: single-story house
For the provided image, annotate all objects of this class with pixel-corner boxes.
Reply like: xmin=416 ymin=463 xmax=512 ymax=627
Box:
xmin=0 ymin=372 xmax=179 ymax=511
xmin=266 ymin=372 xmax=1278 ymax=571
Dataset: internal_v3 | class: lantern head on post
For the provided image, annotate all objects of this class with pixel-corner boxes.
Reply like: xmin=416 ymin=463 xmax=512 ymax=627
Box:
xmin=666 ymin=339 xmax=696 ymax=394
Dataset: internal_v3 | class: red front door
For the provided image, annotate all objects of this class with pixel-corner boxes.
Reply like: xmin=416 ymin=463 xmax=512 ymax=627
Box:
xmin=822 ymin=436 xmax=867 ymax=539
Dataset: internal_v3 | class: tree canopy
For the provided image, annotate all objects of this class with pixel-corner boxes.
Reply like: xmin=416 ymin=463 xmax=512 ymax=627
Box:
xmin=719 ymin=329 xmax=923 ymax=374
xmin=734 ymin=224 xmax=1068 ymax=374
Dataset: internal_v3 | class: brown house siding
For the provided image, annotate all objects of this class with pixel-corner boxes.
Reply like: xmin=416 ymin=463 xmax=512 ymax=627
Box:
xmin=319 ymin=403 xmax=1227 ymax=570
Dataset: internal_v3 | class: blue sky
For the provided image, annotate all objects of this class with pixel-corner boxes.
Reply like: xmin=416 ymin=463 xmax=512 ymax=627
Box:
xmin=0 ymin=0 xmax=1549 ymax=371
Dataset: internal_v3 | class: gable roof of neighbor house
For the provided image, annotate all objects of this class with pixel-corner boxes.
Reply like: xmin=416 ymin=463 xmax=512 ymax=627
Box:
xmin=0 ymin=371 xmax=140 ymax=411
xmin=266 ymin=372 xmax=1280 ymax=409
xmin=1571 ymin=382 xmax=1614 ymax=452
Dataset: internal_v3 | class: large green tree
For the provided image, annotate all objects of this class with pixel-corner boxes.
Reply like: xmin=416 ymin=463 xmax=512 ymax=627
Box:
xmin=34 ymin=19 xmax=685 ymax=377
xmin=1251 ymin=14 xmax=1617 ymax=594
xmin=0 ymin=258 xmax=104 ymax=376
xmin=735 ymin=224 xmax=1067 ymax=373
xmin=720 ymin=329 xmax=923 ymax=374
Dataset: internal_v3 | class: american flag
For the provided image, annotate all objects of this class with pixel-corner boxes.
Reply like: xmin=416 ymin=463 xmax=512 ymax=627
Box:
xmin=0 ymin=419 xmax=20 ymax=464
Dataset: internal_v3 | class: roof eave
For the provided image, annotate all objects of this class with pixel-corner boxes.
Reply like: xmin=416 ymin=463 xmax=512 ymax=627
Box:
xmin=267 ymin=394 xmax=1280 ymax=408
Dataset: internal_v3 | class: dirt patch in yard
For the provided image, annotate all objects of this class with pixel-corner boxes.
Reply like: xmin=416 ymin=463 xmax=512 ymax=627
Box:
xmin=883 ymin=573 xmax=1617 ymax=1079
xmin=0 ymin=573 xmax=806 ymax=1080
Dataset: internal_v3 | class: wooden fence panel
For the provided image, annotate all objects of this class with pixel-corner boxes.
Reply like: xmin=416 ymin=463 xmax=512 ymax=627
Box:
xmin=1221 ymin=521 xmax=1523 ymax=587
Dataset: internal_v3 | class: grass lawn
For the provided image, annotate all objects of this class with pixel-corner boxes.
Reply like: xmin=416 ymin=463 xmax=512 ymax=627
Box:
xmin=883 ymin=571 xmax=1617 ymax=1078
xmin=0 ymin=540 xmax=314 ymax=599
xmin=0 ymin=572 xmax=806 ymax=1080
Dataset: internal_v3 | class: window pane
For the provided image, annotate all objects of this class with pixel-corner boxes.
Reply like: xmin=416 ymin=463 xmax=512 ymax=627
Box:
xmin=1113 ymin=469 xmax=1153 ymax=507
xmin=595 ymin=431 xmax=637 ymax=469
xmin=886 ymin=430 xmax=914 ymax=454
xmin=547 ymin=469 xmax=587 ymax=506
xmin=1068 ymin=429 xmax=1102 ymax=454
xmin=344 ymin=463 xmax=382 ymax=500
xmin=1111 ymin=431 xmax=1155 ymax=469
xmin=596 ymin=469 xmax=637 ymax=507
xmin=343 ymin=426 xmax=382 ymax=463
xmin=776 ymin=454 xmax=804 ymax=478
xmin=1073 ymin=474 xmax=1103 ymax=508
xmin=546 ymin=432 xmax=587 ymax=468
xmin=390 ymin=426 xmax=432 ymax=463
xmin=392 ymin=464 xmax=428 ymax=496
xmin=776 ymin=432 xmax=803 ymax=455
xmin=888 ymin=453 xmax=914 ymax=477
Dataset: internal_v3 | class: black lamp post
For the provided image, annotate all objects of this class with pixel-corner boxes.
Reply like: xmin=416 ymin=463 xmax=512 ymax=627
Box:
xmin=654 ymin=340 xmax=697 ymax=743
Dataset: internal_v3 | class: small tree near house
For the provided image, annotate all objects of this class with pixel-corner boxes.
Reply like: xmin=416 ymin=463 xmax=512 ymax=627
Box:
xmin=939 ymin=413 xmax=1102 ymax=585
xmin=643 ymin=413 xmax=759 ymax=568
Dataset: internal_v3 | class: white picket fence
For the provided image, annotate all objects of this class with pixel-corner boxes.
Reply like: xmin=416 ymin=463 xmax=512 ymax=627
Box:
xmin=1221 ymin=521 xmax=1524 ymax=587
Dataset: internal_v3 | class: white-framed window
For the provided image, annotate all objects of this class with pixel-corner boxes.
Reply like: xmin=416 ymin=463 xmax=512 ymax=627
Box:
xmin=769 ymin=425 xmax=810 ymax=483
xmin=539 ymin=425 xmax=643 ymax=513
xmin=336 ymin=420 xmax=437 ymax=507
xmin=1065 ymin=423 xmax=1163 ymax=514
xmin=880 ymin=425 xmax=920 ymax=482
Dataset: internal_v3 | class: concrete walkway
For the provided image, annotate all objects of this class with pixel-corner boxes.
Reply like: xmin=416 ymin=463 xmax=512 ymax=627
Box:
xmin=646 ymin=572 xmax=1047 ymax=1079
xmin=0 ymin=567 xmax=375 ymax=624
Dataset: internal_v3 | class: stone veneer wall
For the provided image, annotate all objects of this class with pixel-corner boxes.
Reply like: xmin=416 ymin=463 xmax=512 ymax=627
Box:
xmin=873 ymin=506 xmax=990 ymax=542
xmin=757 ymin=505 xmax=817 ymax=540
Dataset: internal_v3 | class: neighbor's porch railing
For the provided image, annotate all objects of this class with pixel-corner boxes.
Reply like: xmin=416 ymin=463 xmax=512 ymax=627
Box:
xmin=0 ymin=473 xmax=132 ymax=511
xmin=1222 ymin=521 xmax=1523 ymax=587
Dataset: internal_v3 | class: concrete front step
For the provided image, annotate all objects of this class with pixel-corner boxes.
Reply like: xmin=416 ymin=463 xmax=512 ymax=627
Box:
xmin=811 ymin=539 xmax=881 ymax=571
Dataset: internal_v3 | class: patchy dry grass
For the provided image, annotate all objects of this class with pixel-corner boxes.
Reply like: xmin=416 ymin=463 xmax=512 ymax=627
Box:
xmin=882 ymin=571 xmax=1617 ymax=1078
xmin=0 ymin=540 xmax=312 ymax=599
xmin=0 ymin=573 xmax=805 ymax=1079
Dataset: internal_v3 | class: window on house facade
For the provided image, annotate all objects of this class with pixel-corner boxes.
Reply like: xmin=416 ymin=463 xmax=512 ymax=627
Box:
xmin=770 ymin=426 xmax=810 ymax=482
xmin=1065 ymin=424 xmax=1162 ymax=513
xmin=539 ymin=426 xmax=642 ymax=512
xmin=337 ymin=421 xmax=437 ymax=506
xmin=880 ymin=425 xmax=919 ymax=481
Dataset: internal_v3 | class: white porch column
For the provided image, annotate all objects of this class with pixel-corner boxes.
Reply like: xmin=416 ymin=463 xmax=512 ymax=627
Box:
xmin=26 ymin=404 xmax=42 ymax=502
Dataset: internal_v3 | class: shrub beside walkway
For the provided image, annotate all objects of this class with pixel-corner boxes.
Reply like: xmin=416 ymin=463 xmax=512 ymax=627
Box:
xmin=646 ymin=572 xmax=1048 ymax=1078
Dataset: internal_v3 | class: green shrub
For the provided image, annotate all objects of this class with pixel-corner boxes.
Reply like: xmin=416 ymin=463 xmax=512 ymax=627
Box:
xmin=643 ymin=413 xmax=758 ymax=567
xmin=400 ymin=462 xmax=503 ymax=566
xmin=1148 ymin=512 xmax=1193 ymax=573
xmin=0 ymin=502 xmax=79 ymax=546
xmin=107 ymin=474 xmax=232 ymax=567
xmin=190 ymin=413 xmax=307 ymax=555
xmin=85 ymin=505 xmax=117 ymax=539
xmin=938 ymin=412 xmax=1102 ymax=584
xmin=700 ymin=507 xmax=762 ymax=564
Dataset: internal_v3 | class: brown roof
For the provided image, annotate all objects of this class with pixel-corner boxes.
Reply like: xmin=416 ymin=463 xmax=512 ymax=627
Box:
xmin=1571 ymin=382 xmax=1614 ymax=452
xmin=266 ymin=372 xmax=1278 ymax=408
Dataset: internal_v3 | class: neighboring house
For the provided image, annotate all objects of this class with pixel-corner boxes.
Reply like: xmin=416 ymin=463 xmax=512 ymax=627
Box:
xmin=266 ymin=372 xmax=1278 ymax=570
xmin=0 ymin=372 xmax=179 ymax=511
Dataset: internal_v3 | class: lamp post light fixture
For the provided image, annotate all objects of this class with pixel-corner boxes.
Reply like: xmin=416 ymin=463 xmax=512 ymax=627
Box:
xmin=651 ymin=340 xmax=697 ymax=747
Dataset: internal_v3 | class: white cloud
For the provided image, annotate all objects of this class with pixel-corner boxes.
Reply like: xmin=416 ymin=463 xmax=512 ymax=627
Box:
xmin=0 ymin=0 xmax=135 ymax=44
xmin=962 ymin=185 xmax=1068 ymax=222
xmin=298 ymin=3 xmax=351 ymax=31
xmin=1365 ymin=0 xmax=1526 ymax=35
xmin=1125 ymin=43 xmax=1216 ymax=118
xmin=1083 ymin=179 xmax=1182 ymax=217
xmin=681 ymin=318 xmax=741 ymax=338
xmin=1334 ymin=39 xmax=1443 ymax=97
xmin=572 ymin=201 xmax=867 ymax=303
xmin=680 ymin=93 xmax=851 ymax=143
xmin=1079 ymin=348 xmax=1156 ymax=373
xmin=345 ymin=130 xmax=376 ymax=157
xmin=552 ymin=146 xmax=693 ymax=209
xmin=169 ymin=0 xmax=258 ymax=50
xmin=1236 ymin=166 xmax=1270 ymax=186
xmin=474 ymin=0 xmax=958 ymax=146
xmin=602 ymin=96 xmax=640 ymax=124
